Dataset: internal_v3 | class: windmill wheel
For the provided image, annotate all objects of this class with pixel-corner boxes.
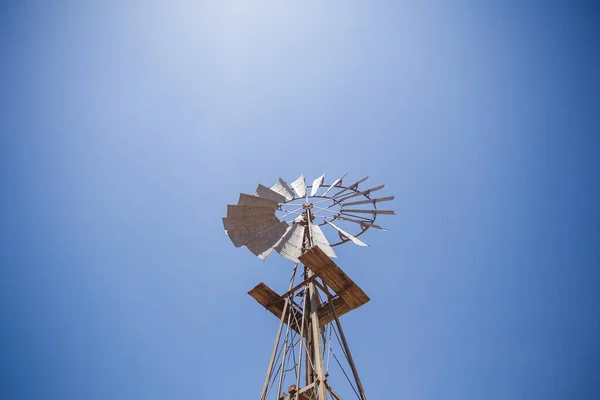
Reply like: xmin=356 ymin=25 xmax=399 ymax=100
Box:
xmin=223 ymin=174 xmax=395 ymax=262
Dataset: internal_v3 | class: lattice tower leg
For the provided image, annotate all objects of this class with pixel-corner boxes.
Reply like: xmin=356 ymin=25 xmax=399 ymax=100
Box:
xmin=260 ymin=265 xmax=298 ymax=400
xmin=307 ymin=270 xmax=328 ymax=399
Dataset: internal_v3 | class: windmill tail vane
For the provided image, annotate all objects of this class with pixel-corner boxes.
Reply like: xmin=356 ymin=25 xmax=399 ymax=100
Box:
xmin=222 ymin=174 xmax=394 ymax=400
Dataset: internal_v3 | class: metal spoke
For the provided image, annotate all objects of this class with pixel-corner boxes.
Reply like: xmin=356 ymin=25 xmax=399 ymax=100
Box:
xmin=311 ymin=198 xmax=336 ymax=205
xmin=278 ymin=207 xmax=304 ymax=219
xmin=312 ymin=205 xmax=343 ymax=215
xmin=280 ymin=209 xmax=304 ymax=217
xmin=314 ymin=215 xmax=337 ymax=221
xmin=279 ymin=203 xmax=306 ymax=207
xmin=339 ymin=212 xmax=373 ymax=221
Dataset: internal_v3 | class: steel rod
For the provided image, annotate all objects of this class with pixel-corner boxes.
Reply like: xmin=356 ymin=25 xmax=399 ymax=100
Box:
xmin=276 ymin=273 xmax=321 ymax=303
xmin=325 ymin=284 xmax=368 ymax=400
xmin=276 ymin=298 xmax=295 ymax=398
xmin=279 ymin=207 xmax=304 ymax=218
xmin=294 ymin=284 xmax=308 ymax=399
xmin=312 ymin=206 xmax=342 ymax=215
xmin=260 ymin=264 xmax=298 ymax=400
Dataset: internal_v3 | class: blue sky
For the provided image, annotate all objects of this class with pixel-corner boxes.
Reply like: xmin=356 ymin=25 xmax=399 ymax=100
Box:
xmin=1 ymin=1 xmax=599 ymax=399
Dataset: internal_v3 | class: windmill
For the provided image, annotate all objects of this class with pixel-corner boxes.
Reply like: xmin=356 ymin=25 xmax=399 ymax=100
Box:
xmin=223 ymin=174 xmax=394 ymax=400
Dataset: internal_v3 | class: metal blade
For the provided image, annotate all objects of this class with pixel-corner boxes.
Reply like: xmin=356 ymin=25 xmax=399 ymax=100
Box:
xmin=245 ymin=221 xmax=290 ymax=260
xmin=325 ymin=221 xmax=368 ymax=247
xmin=238 ymin=193 xmax=279 ymax=207
xmin=336 ymin=212 xmax=372 ymax=221
xmin=341 ymin=209 xmax=396 ymax=215
xmin=275 ymin=223 xmax=305 ymax=262
xmin=310 ymin=174 xmax=325 ymax=197
xmin=227 ymin=204 xmax=276 ymax=217
xmin=271 ymin=178 xmax=295 ymax=201
xmin=291 ymin=174 xmax=306 ymax=198
xmin=335 ymin=215 xmax=387 ymax=231
xmin=332 ymin=176 xmax=368 ymax=198
xmin=311 ymin=224 xmax=336 ymax=258
xmin=335 ymin=215 xmax=367 ymax=225
xmin=322 ymin=173 xmax=347 ymax=196
xmin=341 ymin=196 xmax=395 ymax=207
xmin=255 ymin=184 xmax=287 ymax=203
xmin=222 ymin=214 xmax=275 ymax=230
xmin=359 ymin=222 xmax=388 ymax=231
xmin=225 ymin=218 xmax=283 ymax=247
xmin=336 ymin=184 xmax=385 ymax=203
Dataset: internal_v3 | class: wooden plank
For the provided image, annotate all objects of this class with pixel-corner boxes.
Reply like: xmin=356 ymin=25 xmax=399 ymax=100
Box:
xmin=288 ymin=383 xmax=316 ymax=400
xmin=317 ymin=297 xmax=352 ymax=327
xmin=298 ymin=391 xmax=314 ymax=400
xmin=339 ymin=284 xmax=369 ymax=309
xmin=276 ymin=273 xmax=320 ymax=303
xmin=299 ymin=247 xmax=348 ymax=293
xmin=327 ymin=384 xmax=344 ymax=400
xmin=248 ymin=283 xmax=301 ymax=332
xmin=248 ymin=282 xmax=281 ymax=312
xmin=299 ymin=246 xmax=370 ymax=313
xmin=250 ymin=245 xmax=370 ymax=331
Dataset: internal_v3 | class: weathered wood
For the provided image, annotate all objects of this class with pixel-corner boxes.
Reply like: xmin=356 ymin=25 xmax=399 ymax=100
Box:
xmin=307 ymin=272 xmax=328 ymax=399
xmin=277 ymin=273 xmax=320 ymax=303
xmin=317 ymin=297 xmax=352 ymax=327
xmin=249 ymin=247 xmax=370 ymax=333
xmin=326 ymin=384 xmax=343 ymax=400
xmin=297 ymin=390 xmax=316 ymax=400
xmin=299 ymin=246 xmax=370 ymax=321
xmin=339 ymin=285 xmax=369 ymax=309
xmin=288 ymin=383 xmax=317 ymax=400
xmin=249 ymin=283 xmax=301 ymax=333
xmin=249 ymin=282 xmax=290 ymax=321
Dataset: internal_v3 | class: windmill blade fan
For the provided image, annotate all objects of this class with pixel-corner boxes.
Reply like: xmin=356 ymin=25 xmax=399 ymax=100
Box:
xmin=223 ymin=174 xmax=394 ymax=261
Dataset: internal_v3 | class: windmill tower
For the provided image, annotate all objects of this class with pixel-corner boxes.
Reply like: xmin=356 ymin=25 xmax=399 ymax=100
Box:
xmin=223 ymin=174 xmax=394 ymax=400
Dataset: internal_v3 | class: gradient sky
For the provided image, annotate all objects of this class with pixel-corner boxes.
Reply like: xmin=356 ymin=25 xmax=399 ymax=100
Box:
xmin=1 ymin=1 xmax=599 ymax=399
